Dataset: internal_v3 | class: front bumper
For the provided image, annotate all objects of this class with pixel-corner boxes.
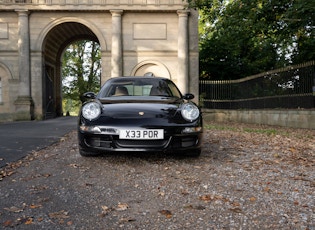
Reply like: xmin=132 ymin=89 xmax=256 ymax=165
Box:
xmin=78 ymin=125 xmax=202 ymax=153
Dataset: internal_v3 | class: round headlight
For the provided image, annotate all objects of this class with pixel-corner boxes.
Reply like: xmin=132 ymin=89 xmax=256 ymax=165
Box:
xmin=181 ymin=103 xmax=200 ymax=122
xmin=82 ymin=102 xmax=101 ymax=121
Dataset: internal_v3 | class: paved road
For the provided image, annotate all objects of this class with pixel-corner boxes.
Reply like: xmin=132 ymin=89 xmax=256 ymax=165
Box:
xmin=0 ymin=116 xmax=77 ymax=168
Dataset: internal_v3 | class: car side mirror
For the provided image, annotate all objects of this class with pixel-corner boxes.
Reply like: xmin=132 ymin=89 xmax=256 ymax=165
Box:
xmin=83 ymin=92 xmax=96 ymax=99
xmin=183 ymin=93 xmax=194 ymax=100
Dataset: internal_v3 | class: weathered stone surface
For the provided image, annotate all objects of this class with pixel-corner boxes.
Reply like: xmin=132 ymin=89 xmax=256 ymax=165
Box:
xmin=0 ymin=1 xmax=199 ymax=121
xmin=203 ymin=109 xmax=315 ymax=129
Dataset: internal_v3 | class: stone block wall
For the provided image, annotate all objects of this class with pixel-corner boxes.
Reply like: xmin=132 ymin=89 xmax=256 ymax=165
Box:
xmin=203 ymin=109 xmax=315 ymax=129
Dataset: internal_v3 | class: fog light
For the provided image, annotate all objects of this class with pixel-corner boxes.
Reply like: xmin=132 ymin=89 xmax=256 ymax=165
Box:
xmin=80 ymin=125 xmax=102 ymax=134
xmin=182 ymin=127 xmax=202 ymax=134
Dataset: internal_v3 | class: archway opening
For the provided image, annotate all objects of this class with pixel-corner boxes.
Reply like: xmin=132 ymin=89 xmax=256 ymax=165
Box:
xmin=42 ymin=22 xmax=100 ymax=119
xmin=62 ymin=40 xmax=101 ymax=116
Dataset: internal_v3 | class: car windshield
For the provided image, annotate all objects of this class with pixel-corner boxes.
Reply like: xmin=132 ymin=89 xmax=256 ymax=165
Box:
xmin=98 ymin=77 xmax=182 ymax=98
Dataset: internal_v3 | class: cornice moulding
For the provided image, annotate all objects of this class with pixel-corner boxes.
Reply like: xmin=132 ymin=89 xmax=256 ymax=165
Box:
xmin=0 ymin=0 xmax=188 ymax=11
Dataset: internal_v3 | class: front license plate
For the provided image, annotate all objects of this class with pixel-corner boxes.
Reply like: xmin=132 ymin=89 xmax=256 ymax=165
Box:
xmin=119 ymin=129 xmax=164 ymax=140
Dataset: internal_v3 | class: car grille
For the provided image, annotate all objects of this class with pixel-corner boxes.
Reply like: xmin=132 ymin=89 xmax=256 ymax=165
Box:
xmin=172 ymin=136 xmax=198 ymax=148
xmin=115 ymin=139 xmax=169 ymax=148
xmin=84 ymin=135 xmax=199 ymax=150
xmin=85 ymin=136 xmax=112 ymax=148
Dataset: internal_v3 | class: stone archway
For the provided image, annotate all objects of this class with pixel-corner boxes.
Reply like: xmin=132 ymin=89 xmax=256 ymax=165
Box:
xmin=131 ymin=61 xmax=171 ymax=79
xmin=0 ymin=63 xmax=14 ymax=120
xmin=0 ymin=64 xmax=11 ymax=110
xmin=41 ymin=21 xmax=100 ymax=119
xmin=0 ymin=3 xmax=199 ymax=122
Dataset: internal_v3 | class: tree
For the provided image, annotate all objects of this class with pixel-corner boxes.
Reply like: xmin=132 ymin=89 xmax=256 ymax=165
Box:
xmin=280 ymin=1 xmax=315 ymax=64
xmin=62 ymin=40 xmax=101 ymax=114
xmin=187 ymin=0 xmax=315 ymax=80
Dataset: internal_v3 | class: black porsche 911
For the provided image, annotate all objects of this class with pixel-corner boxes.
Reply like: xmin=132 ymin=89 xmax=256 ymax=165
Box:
xmin=78 ymin=75 xmax=203 ymax=157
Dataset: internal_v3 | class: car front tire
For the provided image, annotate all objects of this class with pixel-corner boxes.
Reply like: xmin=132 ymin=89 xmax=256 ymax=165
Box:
xmin=79 ymin=148 xmax=101 ymax=157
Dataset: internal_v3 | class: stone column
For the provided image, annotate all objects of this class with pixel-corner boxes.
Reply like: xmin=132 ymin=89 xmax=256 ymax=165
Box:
xmin=14 ymin=10 xmax=34 ymax=120
xmin=110 ymin=10 xmax=123 ymax=77
xmin=177 ymin=10 xmax=190 ymax=94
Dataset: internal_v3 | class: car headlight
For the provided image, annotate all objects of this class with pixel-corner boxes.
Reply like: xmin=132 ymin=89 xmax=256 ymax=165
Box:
xmin=181 ymin=103 xmax=200 ymax=122
xmin=82 ymin=102 xmax=101 ymax=121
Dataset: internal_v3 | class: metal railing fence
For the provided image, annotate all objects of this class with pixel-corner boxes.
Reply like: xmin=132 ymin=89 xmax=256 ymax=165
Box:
xmin=199 ymin=61 xmax=315 ymax=109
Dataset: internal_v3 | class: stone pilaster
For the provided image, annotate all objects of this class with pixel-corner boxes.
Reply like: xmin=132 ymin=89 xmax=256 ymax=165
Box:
xmin=14 ymin=10 xmax=34 ymax=120
xmin=111 ymin=10 xmax=123 ymax=77
xmin=177 ymin=10 xmax=190 ymax=94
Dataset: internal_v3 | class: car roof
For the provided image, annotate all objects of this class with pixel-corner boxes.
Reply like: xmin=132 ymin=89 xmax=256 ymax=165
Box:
xmin=107 ymin=76 xmax=170 ymax=81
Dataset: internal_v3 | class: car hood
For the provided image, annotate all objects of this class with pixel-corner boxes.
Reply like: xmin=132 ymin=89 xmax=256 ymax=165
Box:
xmin=100 ymin=100 xmax=180 ymax=119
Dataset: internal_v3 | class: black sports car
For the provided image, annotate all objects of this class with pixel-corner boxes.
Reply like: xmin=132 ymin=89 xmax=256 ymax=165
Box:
xmin=78 ymin=76 xmax=203 ymax=157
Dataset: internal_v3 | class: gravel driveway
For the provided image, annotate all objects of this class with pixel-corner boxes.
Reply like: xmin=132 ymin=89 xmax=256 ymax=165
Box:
xmin=0 ymin=122 xmax=314 ymax=229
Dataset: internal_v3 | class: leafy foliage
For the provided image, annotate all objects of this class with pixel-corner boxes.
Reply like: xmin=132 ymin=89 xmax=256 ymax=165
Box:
xmin=187 ymin=0 xmax=315 ymax=80
xmin=62 ymin=40 xmax=101 ymax=113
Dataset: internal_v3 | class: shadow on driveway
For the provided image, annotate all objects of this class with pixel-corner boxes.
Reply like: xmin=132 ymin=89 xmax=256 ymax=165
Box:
xmin=0 ymin=116 xmax=77 ymax=168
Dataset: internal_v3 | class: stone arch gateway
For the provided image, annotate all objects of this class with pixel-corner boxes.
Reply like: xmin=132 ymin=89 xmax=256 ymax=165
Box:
xmin=41 ymin=21 xmax=101 ymax=119
xmin=0 ymin=1 xmax=199 ymax=121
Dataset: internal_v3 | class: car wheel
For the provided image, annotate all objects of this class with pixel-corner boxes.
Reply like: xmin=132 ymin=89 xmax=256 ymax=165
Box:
xmin=79 ymin=148 xmax=101 ymax=157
